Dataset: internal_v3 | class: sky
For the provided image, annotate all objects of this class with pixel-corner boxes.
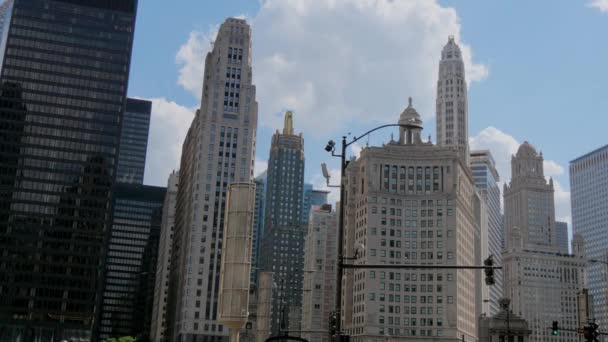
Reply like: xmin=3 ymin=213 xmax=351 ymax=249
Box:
xmin=129 ymin=0 xmax=608 ymax=241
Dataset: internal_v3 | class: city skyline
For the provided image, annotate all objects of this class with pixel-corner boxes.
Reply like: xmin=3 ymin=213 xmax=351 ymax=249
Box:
xmin=0 ymin=1 xmax=607 ymax=341
xmin=129 ymin=1 xmax=608 ymax=240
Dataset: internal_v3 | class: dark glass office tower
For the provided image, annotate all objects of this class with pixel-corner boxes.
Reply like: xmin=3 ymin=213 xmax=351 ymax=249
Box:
xmin=116 ymin=98 xmax=151 ymax=184
xmin=259 ymin=111 xmax=306 ymax=335
xmin=0 ymin=0 xmax=137 ymax=340
xmin=98 ymin=183 xmax=165 ymax=341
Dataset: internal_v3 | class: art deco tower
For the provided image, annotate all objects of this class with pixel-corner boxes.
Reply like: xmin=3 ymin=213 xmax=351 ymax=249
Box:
xmin=436 ymin=36 xmax=469 ymax=161
xmin=258 ymin=111 xmax=306 ymax=335
xmin=167 ymin=18 xmax=258 ymax=341
xmin=503 ymin=142 xmax=586 ymax=342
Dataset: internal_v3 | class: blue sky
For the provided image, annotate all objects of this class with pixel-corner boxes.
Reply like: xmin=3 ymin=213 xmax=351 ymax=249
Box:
xmin=130 ymin=0 xmax=608 ymax=233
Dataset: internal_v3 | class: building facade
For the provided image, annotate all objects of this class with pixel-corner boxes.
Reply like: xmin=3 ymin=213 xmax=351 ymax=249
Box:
xmin=342 ymin=99 xmax=479 ymax=342
xmin=435 ymin=36 xmax=469 ymax=162
xmin=251 ymin=172 xmax=266 ymax=286
xmin=570 ymin=144 xmax=608 ymax=331
xmin=116 ymin=98 xmax=152 ymax=184
xmin=258 ymin=111 xmax=306 ymax=336
xmin=302 ymin=184 xmax=331 ymax=225
xmin=503 ymin=142 xmax=587 ymax=342
xmin=98 ymin=183 xmax=166 ymax=340
xmin=470 ymin=150 xmax=503 ymax=316
xmin=166 ymin=18 xmax=258 ymax=342
xmin=556 ymin=221 xmax=569 ymax=254
xmin=151 ymin=171 xmax=179 ymax=342
xmin=0 ymin=0 xmax=137 ymax=340
xmin=302 ymin=204 xmax=338 ymax=342
xmin=478 ymin=299 xmax=532 ymax=342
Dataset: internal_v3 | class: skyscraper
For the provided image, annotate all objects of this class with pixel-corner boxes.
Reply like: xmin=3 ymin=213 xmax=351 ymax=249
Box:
xmin=258 ymin=111 xmax=306 ymax=335
xmin=503 ymin=142 xmax=586 ymax=342
xmin=151 ymin=170 xmax=179 ymax=342
xmin=166 ymin=18 xmax=258 ymax=341
xmin=435 ymin=36 xmax=469 ymax=162
xmin=470 ymin=150 xmax=502 ymax=316
xmin=302 ymin=183 xmax=331 ymax=224
xmin=570 ymin=144 xmax=608 ymax=332
xmin=98 ymin=183 xmax=166 ymax=341
xmin=251 ymin=172 xmax=266 ymax=286
xmin=302 ymin=204 xmax=338 ymax=342
xmin=116 ymin=98 xmax=152 ymax=184
xmin=555 ymin=221 xmax=568 ymax=253
xmin=0 ymin=0 xmax=137 ymax=339
xmin=342 ymin=99 xmax=480 ymax=341
xmin=302 ymin=183 xmax=313 ymax=224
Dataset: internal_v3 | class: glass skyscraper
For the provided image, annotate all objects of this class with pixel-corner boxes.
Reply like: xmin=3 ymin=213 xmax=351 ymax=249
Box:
xmin=470 ymin=150 xmax=502 ymax=316
xmin=98 ymin=183 xmax=165 ymax=341
xmin=570 ymin=144 xmax=608 ymax=333
xmin=0 ymin=0 xmax=137 ymax=340
xmin=116 ymin=98 xmax=152 ymax=184
xmin=259 ymin=111 xmax=306 ymax=335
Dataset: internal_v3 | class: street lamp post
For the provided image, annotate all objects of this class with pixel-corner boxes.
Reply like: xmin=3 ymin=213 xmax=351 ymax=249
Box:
xmin=324 ymin=124 xmax=404 ymax=336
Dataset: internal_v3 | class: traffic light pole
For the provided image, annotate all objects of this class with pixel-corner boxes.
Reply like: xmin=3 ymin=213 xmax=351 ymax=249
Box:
xmin=342 ymin=264 xmax=503 ymax=270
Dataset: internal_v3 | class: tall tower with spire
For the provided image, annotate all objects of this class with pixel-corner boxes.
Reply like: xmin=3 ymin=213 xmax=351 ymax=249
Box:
xmin=436 ymin=36 xmax=469 ymax=161
xmin=166 ymin=17 xmax=258 ymax=341
xmin=502 ymin=142 xmax=587 ymax=342
xmin=259 ymin=111 xmax=306 ymax=335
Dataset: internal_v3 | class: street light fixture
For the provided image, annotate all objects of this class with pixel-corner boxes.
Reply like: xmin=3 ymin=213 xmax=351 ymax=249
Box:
xmin=323 ymin=123 xmax=404 ymax=337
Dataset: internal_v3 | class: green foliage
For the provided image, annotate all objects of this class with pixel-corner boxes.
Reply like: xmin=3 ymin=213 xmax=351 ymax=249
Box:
xmin=101 ymin=336 xmax=136 ymax=342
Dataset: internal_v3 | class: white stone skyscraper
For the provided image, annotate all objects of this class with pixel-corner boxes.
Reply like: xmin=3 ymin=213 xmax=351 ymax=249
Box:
xmin=503 ymin=142 xmax=586 ymax=342
xmin=166 ymin=18 xmax=258 ymax=341
xmin=342 ymin=99 xmax=480 ymax=341
xmin=435 ymin=36 xmax=469 ymax=161
xmin=302 ymin=204 xmax=338 ymax=342
xmin=151 ymin=170 xmax=179 ymax=342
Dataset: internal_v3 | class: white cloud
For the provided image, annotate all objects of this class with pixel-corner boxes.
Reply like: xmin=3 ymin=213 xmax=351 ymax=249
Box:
xmin=143 ymin=98 xmax=195 ymax=186
xmin=176 ymin=28 xmax=218 ymax=99
xmin=588 ymin=0 xmax=608 ymax=13
xmin=350 ymin=142 xmax=363 ymax=158
xmin=311 ymin=166 xmax=341 ymax=207
xmin=174 ymin=0 xmax=488 ymax=136
xmin=254 ymin=159 xmax=268 ymax=178
xmin=469 ymin=126 xmax=519 ymax=184
xmin=543 ymin=159 xmax=564 ymax=177
xmin=469 ymin=126 xmax=571 ymax=227
xmin=552 ymin=179 xmax=571 ymax=226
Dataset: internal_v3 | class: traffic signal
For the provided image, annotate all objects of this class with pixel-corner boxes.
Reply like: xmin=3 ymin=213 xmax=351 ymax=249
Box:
xmin=484 ymin=255 xmax=495 ymax=285
xmin=329 ymin=311 xmax=338 ymax=337
xmin=339 ymin=335 xmax=351 ymax=342
xmin=584 ymin=321 xmax=600 ymax=342
xmin=552 ymin=321 xmax=559 ymax=335
xmin=590 ymin=321 xmax=599 ymax=342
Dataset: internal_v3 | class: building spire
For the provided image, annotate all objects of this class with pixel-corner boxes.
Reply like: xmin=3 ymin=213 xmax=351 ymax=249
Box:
xmin=283 ymin=110 xmax=294 ymax=135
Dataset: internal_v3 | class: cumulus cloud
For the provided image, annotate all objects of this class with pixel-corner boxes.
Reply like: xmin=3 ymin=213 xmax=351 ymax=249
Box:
xmin=311 ymin=166 xmax=341 ymax=207
xmin=543 ymin=159 xmax=564 ymax=177
xmin=254 ymin=159 xmax=268 ymax=178
xmin=143 ymin=98 xmax=195 ymax=186
xmin=588 ymin=0 xmax=608 ymax=13
xmin=176 ymin=28 xmax=218 ymax=99
xmin=470 ymin=126 xmax=571 ymax=227
xmin=174 ymin=0 xmax=488 ymax=136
